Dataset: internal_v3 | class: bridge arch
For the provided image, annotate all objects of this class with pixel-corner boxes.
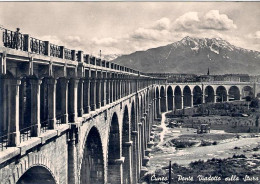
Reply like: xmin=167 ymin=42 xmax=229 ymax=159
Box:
xmin=140 ymin=94 xmax=144 ymax=116
xmin=174 ymin=86 xmax=182 ymax=109
xmin=107 ymin=112 xmax=121 ymax=184
xmin=167 ymin=86 xmax=173 ymax=111
xmin=122 ymin=105 xmax=132 ymax=184
xmin=160 ymin=86 xmax=166 ymax=113
xmin=205 ymin=85 xmax=215 ymax=103
xmin=228 ymin=86 xmax=240 ymax=101
xmin=131 ymin=101 xmax=138 ymax=183
xmin=242 ymin=86 xmax=254 ymax=100
xmin=193 ymin=86 xmax=202 ymax=105
xmin=155 ymin=87 xmax=160 ymax=118
xmin=183 ymin=86 xmax=192 ymax=107
xmin=17 ymin=166 xmax=56 ymax=184
xmin=9 ymin=153 xmax=58 ymax=184
xmin=80 ymin=126 xmax=104 ymax=184
xmin=216 ymin=86 xmax=227 ymax=102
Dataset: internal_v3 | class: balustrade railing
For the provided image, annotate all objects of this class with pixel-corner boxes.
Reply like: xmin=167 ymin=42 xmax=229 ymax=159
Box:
xmin=1 ymin=27 xmax=155 ymax=77
xmin=40 ymin=120 xmax=49 ymax=133
xmin=96 ymin=59 xmax=100 ymax=66
xmin=56 ymin=114 xmax=64 ymax=126
xmin=0 ymin=131 xmax=8 ymax=151
xmin=64 ymin=48 xmax=72 ymax=60
xmin=90 ymin=58 xmax=95 ymax=65
xmin=2 ymin=29 xmax=26 ymax=51
xmin=50 ymin=43 xmax=61 ymax=58
xmin=30 ymin=37 xmax=46 ymax=55
xmin=20 ymin=125 xmax=33 ymax=143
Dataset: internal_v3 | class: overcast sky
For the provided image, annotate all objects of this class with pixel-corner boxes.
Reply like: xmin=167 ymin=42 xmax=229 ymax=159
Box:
xmin=0 ymin=2 xmax=259 ymax=56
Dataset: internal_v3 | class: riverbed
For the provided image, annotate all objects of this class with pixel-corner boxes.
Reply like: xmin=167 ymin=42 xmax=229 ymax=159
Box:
xmin=147 ymin=112 xmax=260 ymax=172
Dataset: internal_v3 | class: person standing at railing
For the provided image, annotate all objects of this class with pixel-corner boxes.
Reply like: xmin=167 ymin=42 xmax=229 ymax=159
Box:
xmin=13 ymin=28 xmax=21 ymax=49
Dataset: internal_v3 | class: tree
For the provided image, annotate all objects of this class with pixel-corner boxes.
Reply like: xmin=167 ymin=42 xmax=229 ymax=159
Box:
xmin=250 ymin=98 xmax=259 ymax=108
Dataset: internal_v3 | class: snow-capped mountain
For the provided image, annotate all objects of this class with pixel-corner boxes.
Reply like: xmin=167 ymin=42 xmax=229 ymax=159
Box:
xmin=102 ymin=54 xmax=121 ymax=61
xmin=112 ymin=37 xmax=260 ymax=75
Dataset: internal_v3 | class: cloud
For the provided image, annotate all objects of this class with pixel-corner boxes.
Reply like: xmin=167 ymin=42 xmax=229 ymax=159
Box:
xmin=131 ymin=28 xmax=171 ymax=41
xmin=87 ymin=11 xmax=239 ymax=55
xmin=38 ymin=10 xmax=251 ymax=55
xmin=174 ymin=12 xmax=200 ymax=32
xmin=129 ymin=17 xmax=173 ymax=43
xmin=91 ymin=37 xmax=118 ymax=46
xmin=39 ymin=35 xmax=85 ymax=51
xmin=65 ymin=36 xmax=82 ymax=45
xmin=200 ymin=10 xmax=237 ymax=30
xmin=39 ymin=35 xmax=64 ymax=46
xmin=152 ymin=17 xmax=171 ymax=30
xmin=248 ymin=31 xmax=260 ymax=39
xmin=173 ymin=10 xmax=237 ymax=32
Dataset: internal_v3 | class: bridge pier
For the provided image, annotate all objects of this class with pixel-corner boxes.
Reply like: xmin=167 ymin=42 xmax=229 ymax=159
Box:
xmin=191 ymin=94 xmax=194 ymax=107
xmin=90 ymin=78 xmax=96 ymax=111
xmin=181 ymin=95 xmax=184 ymax=109
xmin=8 ymin=78 xmax=21 ymax=146
xmin=123 ymin=141 xmax=133 ymax=184
xmin=78 ymin=79 xmax=84 ymax=117
xmin=131 ymin=130 xmax=138 ymax=184
xmin=29 ymin=77 xmax=42 ymax=136
xmin=68 ymin=127 xmax=78 ymax=184
xmin=47 ymin=77 xmax=57 ymax=128
xmin=96 ymin=78 xmax=101 ymax=109
xmin=68 ymin=78 xmax=79 ymax=122
xmin=83 ymin=78 xmax=90 ymax=114
xmin=213 ymin=94 xmax=217 ymax=103
xmin=138 ymin=122 xmax=142 ymax=177
xmin=102 ymin=75 xmax=107 ymax=107
xmin=60 ymin=77 xmax=69 ymax=124
xmin=108 ymin=158 xmax=124 ymax=184
xmin=1 ymin=27 xmax=259 ymax=184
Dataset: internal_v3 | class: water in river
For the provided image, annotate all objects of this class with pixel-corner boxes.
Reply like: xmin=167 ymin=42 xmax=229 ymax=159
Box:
xmin=148 ymin=113 xmax=260 ymax=172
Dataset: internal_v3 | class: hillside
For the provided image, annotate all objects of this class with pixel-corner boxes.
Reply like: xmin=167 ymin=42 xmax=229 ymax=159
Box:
xmin=112 ymin=37 xmax=260 ymax=75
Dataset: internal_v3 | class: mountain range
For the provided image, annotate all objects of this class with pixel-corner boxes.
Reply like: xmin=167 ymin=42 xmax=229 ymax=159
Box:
xmin=112 ymin=37 xmax=260 ymax=75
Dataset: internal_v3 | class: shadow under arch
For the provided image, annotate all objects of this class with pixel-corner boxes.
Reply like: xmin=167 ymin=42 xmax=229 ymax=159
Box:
xmin=130 ymin=101 xmax=139 ymax=183
xmin=122 ymin=105 xmax=131 ymax=184
xmin=193 ymin=86 xmax=202 ymax=105
xmin=183 ymin=86 xmax=192 ymax=107
xmin=216 ymin=86 xmax=227 ymax=102
xmin=160 ymin=86 xmax=166 ymax=112
xmin=17 ymin=166 xmax=56 ymax=184
xmin=228 ymin=86 xmax=240 ymax=101
xmin=155 ymin=87 xmax=160 ymax=118
xmin=174 ymin=86 xmax=182 ymax=109
xmin=107 ymin=112 xmax=121 ymax=184
xmin=167 ymin=86 xmax=173 ymax=111
xmin=205 ymin=86 xmax=215 ymax=103
xmin=80 ymin=126 xmax=104 ymax=184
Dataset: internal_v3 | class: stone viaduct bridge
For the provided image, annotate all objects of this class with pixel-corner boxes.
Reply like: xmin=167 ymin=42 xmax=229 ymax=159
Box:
xmin=0 ymin=28 xmax=259 ymax=184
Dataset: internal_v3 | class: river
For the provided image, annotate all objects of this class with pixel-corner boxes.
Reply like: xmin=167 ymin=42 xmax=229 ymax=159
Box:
xmin=148 ymin=113 xmax=260 ymax=172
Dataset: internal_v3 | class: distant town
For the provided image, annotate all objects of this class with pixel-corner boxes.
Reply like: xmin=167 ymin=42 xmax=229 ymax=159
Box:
xmin=146 ymin=72 xmax=260 ymax=83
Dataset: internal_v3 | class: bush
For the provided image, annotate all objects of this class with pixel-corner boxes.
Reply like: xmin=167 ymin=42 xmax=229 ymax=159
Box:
xmin=200 ymin=140 xmax=212 ymax=146
xmin=250 ymin=98 xmax=259 ymax=108
xmin=232 ymin=154 xmax=246 ymax=158
xmin=212 ymin=141 xmax=218 ymax=145
xmin=171 ymin=139 xmax=196 ymax=149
